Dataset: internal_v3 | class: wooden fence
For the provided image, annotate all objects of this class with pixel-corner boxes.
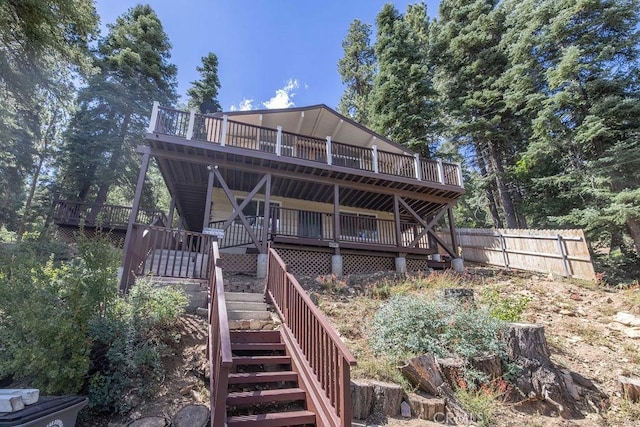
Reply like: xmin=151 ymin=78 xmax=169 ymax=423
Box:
xmin=438 ymin=228 xmax=596 ymax=281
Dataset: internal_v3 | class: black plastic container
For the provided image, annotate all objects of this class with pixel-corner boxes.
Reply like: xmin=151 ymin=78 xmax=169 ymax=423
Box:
xmin=0 ymin=396 xmax=87 ymax=427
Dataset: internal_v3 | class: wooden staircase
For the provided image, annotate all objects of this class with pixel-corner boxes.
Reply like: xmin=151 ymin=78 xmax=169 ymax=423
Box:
xmin=226 ymin=330 xmax=316 ymax=427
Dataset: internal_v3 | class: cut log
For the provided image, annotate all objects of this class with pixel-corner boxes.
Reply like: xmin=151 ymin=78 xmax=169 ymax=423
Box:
xmin=370 ymin=380 xmax=403 ymax=417
xmin=619 ymin=376 xmax=640 ymax=403
xmin=405 ymin=392 xmax=445 ymax=421
xmin=470 ymin=353 xmax=503 ymax=382
xmin=401 ymin=354 xmax=472 ymax=423
xmin=437 ymin=357 xmax=466 ymax=389
xmin=350 ymin=380 xmax=375 ymax=420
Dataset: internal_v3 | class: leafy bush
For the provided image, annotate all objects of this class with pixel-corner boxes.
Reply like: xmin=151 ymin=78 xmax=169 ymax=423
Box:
xmin=370 ymin=294 xmax=507 ymax=360
xmin=479 ymin=288 xmax=531 ymax=322
xmin=0 ymin=237 xmax=188 ymax=413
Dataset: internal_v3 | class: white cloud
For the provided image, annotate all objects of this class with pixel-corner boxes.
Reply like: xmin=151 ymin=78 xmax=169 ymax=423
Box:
xmin=228 ymin=78 xmax=304 ymax=111
xmin=230 ymin=98 xmax=254 ymax=112
xmin=263 ymin=78 xmax=300 ymax=109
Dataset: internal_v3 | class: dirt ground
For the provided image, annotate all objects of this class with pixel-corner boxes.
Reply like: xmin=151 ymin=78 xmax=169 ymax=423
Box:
xmin=83 ymin=265 xmax=640 ymax=426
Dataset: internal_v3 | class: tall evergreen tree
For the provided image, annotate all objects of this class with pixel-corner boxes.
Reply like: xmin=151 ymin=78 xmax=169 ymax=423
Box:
xmin=370 ymin=3 xmax=439 ymax=156
xmin=503 ymin=0 xmax=640 ymax=251
xmin=433 ymin=0 xmax=526 ymax=228
xmin=337 ymin=20 xmax=376 ymax=126
xmin=58 ymin=5 xmax=177 ymax=206
xmin=187 ymin=52 xmax=222 ymax=112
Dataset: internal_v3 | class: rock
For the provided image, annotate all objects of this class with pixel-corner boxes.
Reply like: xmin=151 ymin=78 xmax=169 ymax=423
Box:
xmin=400 ymin=400 xmax=411 ymax=418
xmin=614 ymin=312 xmax=640 ymax=327
xmin=172 ymin=404 xmax=210 ymax=427
xmin=190 ymin=389 xmax=203 ymax=402
xmin=350 ymin=379 xmax=374 ymax=420
xmin=624 ymin=328 xmax=640 ymax=339
xmin=127 ymin=417 xmax=166 ymax=427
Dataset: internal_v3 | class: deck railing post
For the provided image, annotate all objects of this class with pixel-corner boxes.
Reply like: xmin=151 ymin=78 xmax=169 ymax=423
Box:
xmin=414 ymin=153 xmax=422 ymax=181
xmin=186 ymin=109 xmax=196 ymax=140
xmin=372 ymin=145 xmax=379 ymax=174
xmin=221 ymin=115 xmax=228 ymax=146
xmin=276 ymin=126 xmax=282 ymax=156
xmin=147 ymin=101 xmax=159 ymax=133
xmin=437 ymin=159 xmax=445 ymax=184
xmin=457 ymin=162 xmax=464 ymax=188
xmin=326 ymin=136 xmax=332 ymax=165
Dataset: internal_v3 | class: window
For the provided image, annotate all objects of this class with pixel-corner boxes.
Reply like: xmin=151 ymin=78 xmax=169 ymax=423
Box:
xmin=340 ymin=212 xmax=378 ymax=241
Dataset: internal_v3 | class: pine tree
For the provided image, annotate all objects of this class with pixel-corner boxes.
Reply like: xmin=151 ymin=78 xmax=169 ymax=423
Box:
xmin=187 ymin=52 xmax=222 ymax=112
xmin=337 ymin=19 xmax=376 ymax=126
xmin=58 ymin=5 xmax=177 ymax=207
xmin=370 ymin=3 xmax=439 ymax=157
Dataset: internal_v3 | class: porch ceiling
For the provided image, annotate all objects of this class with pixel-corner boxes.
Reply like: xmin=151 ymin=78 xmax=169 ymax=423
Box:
xmin=148 ymin=138 xmax=462 ymax=231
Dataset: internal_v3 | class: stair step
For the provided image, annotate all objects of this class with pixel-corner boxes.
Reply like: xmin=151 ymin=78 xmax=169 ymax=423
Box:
xmin=228 ymin=371 xmax=298 ymax=384
xmin=227 ymin=310 xmax=272 ymax=321
xmin=226 ymin=410 xmax=316 ymax=427
xmin=230 ymin=330 xmax=281 ymax=343
xmin=231 ymin=342 xmax=285 ymax=352
xmin=225 ymin=292 xmax=265 ymax=303
xmin=227 ymin=301 xmax=268 ymax=311
xmin=232 ymin=356 xmax=291 ymax=366
xmin=226 ymin=388 xmax=306 ymax=406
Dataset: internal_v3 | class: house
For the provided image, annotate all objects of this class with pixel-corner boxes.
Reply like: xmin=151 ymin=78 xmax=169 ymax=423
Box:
xmin=118 ymin=102 xmax=464 ymax=286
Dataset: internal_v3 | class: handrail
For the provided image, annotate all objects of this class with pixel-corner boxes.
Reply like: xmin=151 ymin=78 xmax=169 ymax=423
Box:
xmin=207 ymin=241 xmax=233 ymax=427
xmin=53 ymin=199 xmax=166 ymax=228
xmin=266 ymin=247 xmax=356 ymax=427
xmin=150 ymin=105 xmax=463 ymax=188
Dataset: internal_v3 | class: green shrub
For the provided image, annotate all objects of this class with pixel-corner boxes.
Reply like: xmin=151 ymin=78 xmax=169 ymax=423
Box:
xmin=0 ymin=237 xmax=188 ymax=413
xmin=480 ymin=288 xmax=531 ymax=322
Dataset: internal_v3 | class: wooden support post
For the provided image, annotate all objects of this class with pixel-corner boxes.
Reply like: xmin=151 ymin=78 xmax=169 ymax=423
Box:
xmin=220 ymin=115 xmax=228 ymax=146
xmin=186 ymin=109 xmax=196 ymax=140
xmin=202 ymin=166 xmax=215 ymax=231
xmin=447 ymin=207 xmax=458 ymax=256
xmin=167 ymin=198 xmax=175 ymax=228
xmin=333 ymin=184 xmax=340 ymax=245
xmin=393 ymin=194 xmax=402 ymax=248
xmin=276 ymin=126 xmax=282 ymax=156
xmin=457 ymin=163 xmax=464 ymax=188
xmin=262 ymin=174 xmax=272 ymax=252
xmin=147 ymin=101 xmax=159 ymax=133
xmin=120 ymin=149 xmax=151 ymax=292
xmin=372 ymin=145 xmax=379 ymax=174
xmin=437 ymin=160 xmax=445 ymax=184
xmin=326 ymin=136 xmax=332 ymax=165
xmin=414 ymin=153 xmax=422 ymax=181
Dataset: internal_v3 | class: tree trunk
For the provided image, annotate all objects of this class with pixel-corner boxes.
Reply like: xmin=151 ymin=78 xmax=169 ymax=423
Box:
xmin=437 ymin=357 xmax=466 ymax=389
xmin=626 ymin=217 xmax=640 ymax=255
xmin=477 ymin=149 xmax=503 ymax=228
xmin=487 ymin=139 xmax=518 ymax=228
xmin=470 ymin=352 xmax=503 ymax=381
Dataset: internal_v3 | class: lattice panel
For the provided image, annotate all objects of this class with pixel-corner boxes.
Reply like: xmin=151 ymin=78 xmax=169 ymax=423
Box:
xmin=55 ymin=226 xmax=125 ymax=247
xmin=275 ymin=248 xmax=332 ymax=276
xmin=343 ymin=253 xmax=395 ymax=275
xmin=406 ymin=257 xmax=431 ymax=272
xmin=220 ymin=253 xmax=258 ymax=273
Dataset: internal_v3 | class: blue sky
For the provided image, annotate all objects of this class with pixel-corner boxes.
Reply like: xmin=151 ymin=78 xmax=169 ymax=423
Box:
xmin=95 ymin=1 xmax=440 ymax=112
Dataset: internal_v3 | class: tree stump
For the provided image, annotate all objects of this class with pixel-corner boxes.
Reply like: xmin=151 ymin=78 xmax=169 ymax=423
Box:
xmin=471 ymin=352 xmax=503 ymax=381
xmin=370 ymin=380 xmax=404 ymax=417
xmin=172 ymin=404 xmax=209 ymax=427
xmin=405 ymin=392 xmax=445 ymax=421
xmin=128 ymin=417 xmax=167 ymax=427
xmin=437 ymin=357 xmax=466 ymax=389
xmin=619 ymin=376 xmax=640 ymax=402
xmin=350 ymin=380 xmax=375 ymax=420
xmin=506 ymin=323 xmax=594 ymax=418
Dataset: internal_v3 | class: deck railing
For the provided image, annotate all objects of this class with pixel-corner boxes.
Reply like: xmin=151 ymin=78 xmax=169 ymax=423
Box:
xmin=53 ymin=200 xmax=166 ymax=228
xmin=266 ymin=248 xmax=356 ymax=427
xmin=208 ymin=207 xmax=432 ymax=250
xmin=149 ymin=104 xmax=463 ymax=187
xmin=206 ymin=241 xmax=233 ymax=427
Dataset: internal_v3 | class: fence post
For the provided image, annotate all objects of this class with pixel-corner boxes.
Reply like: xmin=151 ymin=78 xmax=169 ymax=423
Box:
xmin=221 ymin=115 xmax=228 ymax=146
xmin=147 ymin=101 xmax=159 ymax=133
xmin=414 ymin=154 xmax=422 ymax=181
xmin=499 ymin=233 xmax=509 ymax=268
xmin=557 ymin=234 xmax=571 ymax=278
xmin=186 ymin=109 xmax=196 ymax=140
xmin=276 ymin=126 xmax=282 ymax=156
xmin=372 ymin=145 xmax=379 ymax=174
xmin=326 ymin=136 xmax=332 ymax=165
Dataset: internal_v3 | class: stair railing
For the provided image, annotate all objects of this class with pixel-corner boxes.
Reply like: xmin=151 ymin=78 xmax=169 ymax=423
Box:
xmin=207 ymin=241 xmax=233 ymax=427
xmin=266 ymin=247 xmax=357 ymax=427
